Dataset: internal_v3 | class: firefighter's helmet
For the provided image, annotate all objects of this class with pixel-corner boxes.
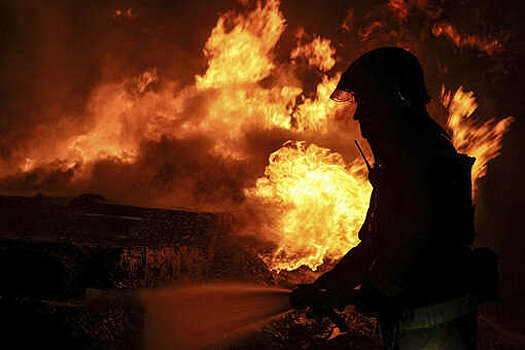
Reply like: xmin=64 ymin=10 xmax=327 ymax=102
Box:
xmin=330 ymin=47 xmax=430 ymax=107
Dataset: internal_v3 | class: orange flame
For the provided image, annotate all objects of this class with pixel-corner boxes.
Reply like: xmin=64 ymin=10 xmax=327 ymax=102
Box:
xmin=246 ymin=141 xmax=371 ymax=271
xmin=358 ymin=21 xmax=383 ymax=41
xmin=290 ymin=36 xmax=336 ymax=72
xmin=196 ymin=0 xmax=285 ymax=89
xmin=341 ymin=10 xmax=354 ymax=32
xmin=9 ymin=0 xmax=342 ymax=179
xmin=2 ymin=0 xmax=515 ymax=274
xmin=442 ymin=85 xmax=514 ymax=198
xmin=293 ymin=74 xmax=344 ymax=132
xmin=247 ymin=85 xmax=515 ymax=272
xmin=432 ymin=23 xmax=501 ymax=55
xmin=15 ymin=71 xmax=159 ymax=176
xmin=388 ymin=0 xmax=409 ymax=21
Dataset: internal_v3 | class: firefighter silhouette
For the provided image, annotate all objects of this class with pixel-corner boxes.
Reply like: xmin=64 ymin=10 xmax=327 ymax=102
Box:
xmin=291 ymin=47 xmax=497 ymax=349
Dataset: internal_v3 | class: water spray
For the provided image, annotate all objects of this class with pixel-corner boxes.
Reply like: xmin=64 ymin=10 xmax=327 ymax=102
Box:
xmin=141 ymin=282 xmax=350 ymax=349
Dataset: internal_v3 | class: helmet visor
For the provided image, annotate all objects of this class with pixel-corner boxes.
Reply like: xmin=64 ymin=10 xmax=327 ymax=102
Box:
xmin=329 ymin=88 xmax=356 ymax=103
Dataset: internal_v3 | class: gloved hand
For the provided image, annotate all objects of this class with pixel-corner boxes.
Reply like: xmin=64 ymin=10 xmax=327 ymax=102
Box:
xmin=290 ymin=284 xmax=351 ymax=336
xmin=290 ymin=284 xmax=357 ymax=311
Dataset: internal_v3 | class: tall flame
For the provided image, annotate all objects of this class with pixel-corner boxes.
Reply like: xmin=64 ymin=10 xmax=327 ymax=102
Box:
xmin=196 ymin=0 xmax=285 ymax=89
xmin=8 ymin=0 xmax=341 ymax=180
xmin=443 ymin=86 xmax=514 ymax=198
xmin=0 ymin=0 xmax=516 ymax=274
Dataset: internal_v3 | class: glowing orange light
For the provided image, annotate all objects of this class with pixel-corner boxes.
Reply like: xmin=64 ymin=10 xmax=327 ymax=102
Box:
xmin=442 ymin=85 xmax=514 ymax=198
xmin=246 ymin=141 xmax=371 ymax=271
xmin=432 ymin=23 xmax=501 ymax=55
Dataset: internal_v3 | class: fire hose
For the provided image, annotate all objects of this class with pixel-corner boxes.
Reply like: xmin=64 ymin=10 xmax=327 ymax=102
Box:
xmin=289 ymin=283 xmax=350 ymax=334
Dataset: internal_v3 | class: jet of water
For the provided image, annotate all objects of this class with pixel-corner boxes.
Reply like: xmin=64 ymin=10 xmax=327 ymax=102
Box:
xmin=141 ymin=283 xmax=292 ymax=349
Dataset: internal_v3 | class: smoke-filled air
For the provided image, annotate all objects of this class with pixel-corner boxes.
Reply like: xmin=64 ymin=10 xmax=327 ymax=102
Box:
xmin=0 ymin=0 xmax=514 ymax=272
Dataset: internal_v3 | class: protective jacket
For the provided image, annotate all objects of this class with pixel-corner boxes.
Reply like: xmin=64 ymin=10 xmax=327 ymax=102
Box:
xmin=314 ymin=119 xmax=477 ymax=309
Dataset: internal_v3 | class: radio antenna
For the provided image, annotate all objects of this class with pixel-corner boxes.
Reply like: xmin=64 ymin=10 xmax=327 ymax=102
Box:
xmin=354 ymin=140 xmax=371 ymax=172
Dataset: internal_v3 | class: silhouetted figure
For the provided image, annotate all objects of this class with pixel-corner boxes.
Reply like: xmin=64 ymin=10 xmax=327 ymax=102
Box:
xmin=291 ymin=47 xmax=498 ymax=349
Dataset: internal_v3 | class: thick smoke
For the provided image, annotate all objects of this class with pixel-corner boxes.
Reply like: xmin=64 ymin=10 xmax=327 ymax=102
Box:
xmin=0 ymin=0 xmax=354 ymax=210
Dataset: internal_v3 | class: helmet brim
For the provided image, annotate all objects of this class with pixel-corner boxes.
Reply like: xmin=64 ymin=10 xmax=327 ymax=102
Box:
xmin=329 ymin=88 xmax=356 ymax=103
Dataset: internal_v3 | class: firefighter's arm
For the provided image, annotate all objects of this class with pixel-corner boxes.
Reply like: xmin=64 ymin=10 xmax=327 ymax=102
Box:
xmin=313 ymin=187 xmax=378 ymax=291
xmin=313 ymin=240 xmax=374 ymax=291
xmin=288 ymin=241 xmax=374 ymax=314
xmin=289 ymin=184 xmax=377 ymax=311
